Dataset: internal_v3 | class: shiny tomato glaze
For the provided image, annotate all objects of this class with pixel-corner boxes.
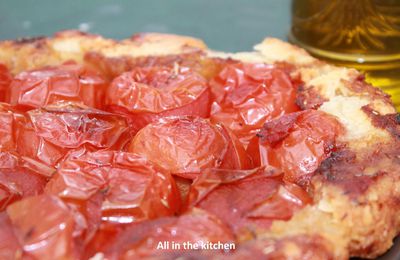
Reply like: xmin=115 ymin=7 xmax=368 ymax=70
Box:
xmin=45 ymin=149 xmax=181 ymax=243
xmin=128 ymin=116 xmax=249 ymax=180
xmin=105 ymin=66 xmax=211 ymax=134
xmin=210 ymin=62 xmax=300 ymax=147
xmin=7 ymin=63 xmax=107 ymax=110
xmin=187 ymin=167 xmax=311 ymax=236
xmin=0 ymin=152 xmax=50 ymax=211
xmin=6 ymin=195 xmax=79 ymax=260
xmin=86 ymin=208 xmax=233 ymax=259
xmin=16 ymin=103 xmax=130 ymax=167
xmin=247 ymin=110 xmax=343 ymax=187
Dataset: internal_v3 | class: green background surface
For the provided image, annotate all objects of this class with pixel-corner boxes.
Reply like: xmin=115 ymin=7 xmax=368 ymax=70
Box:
xmin=0 ymin=0 xmax=290 ymax=52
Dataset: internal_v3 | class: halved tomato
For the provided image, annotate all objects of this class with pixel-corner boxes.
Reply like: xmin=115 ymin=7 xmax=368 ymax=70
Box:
xmin=16 ymin=102 xmax=131 ymax=167
xmin=6 ymin=195 xmax=79 ymax=260
xmin=105 ymin=66 xmax=211 ymax=134
xmin=0 ymin=213 xmax=23 ymax=260
xmin=7 ymin=62 xmax=108 ymax=110
xmin=247 ymin=110 xmax=343 ymax=187
xmin=210 ymin=62 xmax=300 ymax=147
xmin=128 ymin=116 xmax=249 ymax=180
xmin=0 ymin=103 xmax=26 ymax=152
xmin=45 ymin=149 xmax=181 ymax=233
xmin=88 ymin=208 xmax=234 ymax=259
xmin=0 ymin=64 xmax=12 ymax=102
xmin=187 ymin=167 xmax=311 ymax=236
xmin=0 ymin=152 xmax=51 ymax=211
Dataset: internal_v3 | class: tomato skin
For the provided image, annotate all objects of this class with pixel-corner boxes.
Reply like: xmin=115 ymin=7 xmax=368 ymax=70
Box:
xmin=187 ymin=167 xmax=311 ymax=235
xmin=6 ymin=195 xmax=79 ymax=260
xmin=16 ymin=103 xmax=131 ymax=167
xmin=247 ymin=110 xmax=343 ymax=186
xmin=0 ymin=212 xmax=23 ymax=260
xmin=0 ymin=103 xmax=26 ymax=152
xmin=90 ymin=208 xmax=234 ymax=259
xmin=45 ymin=149 xmax=181 ymax=229
xmin=218 ymin=125 xmax=251 ymax=170
xmin=6 ymin=63 xmax=107 ymax=110
xmin=210 ymin=63 xmax=300 ymax=147
xmin=0 ymin=64 xmax=12 ymax=102
xmin=128 ymin=116 xmax=249 ymax=180
xmin=0 ymin=152 xmax=51 ymax=211
xmin=105 ymin=66 xmax=211 ymax=134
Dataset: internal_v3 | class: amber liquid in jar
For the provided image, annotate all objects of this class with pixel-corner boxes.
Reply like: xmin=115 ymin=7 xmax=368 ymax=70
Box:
xmin=289 ymin=0 xmax=400 ymax=109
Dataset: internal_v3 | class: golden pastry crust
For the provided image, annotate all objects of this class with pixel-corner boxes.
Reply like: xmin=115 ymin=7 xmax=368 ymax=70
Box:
xmin=0 ymin=30 xmax=206 ymax=75
xmin=0 ymin=31 xmax=399 ymax=259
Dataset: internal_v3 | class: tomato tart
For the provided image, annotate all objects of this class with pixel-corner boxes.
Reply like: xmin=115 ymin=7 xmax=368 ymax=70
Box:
xmin=0 ymin=31 xmax=398 ymax=260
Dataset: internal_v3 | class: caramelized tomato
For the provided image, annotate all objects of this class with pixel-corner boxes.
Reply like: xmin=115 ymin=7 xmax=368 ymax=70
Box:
xmin=105 ymin=66 xmax=211 ymax=134
xmin=187 ymin=167 xmax=311 ymax=235
xmin=128 ymin=116 xmax=249 ymax=180
xmin=210 ymin=63 xmax=300 ymax=146
xmin=93 ymin=208 xmax=234 ymax=259
xmin=0 ymin=64 xmax=12 ymax=102
xmin=16 ymin=103 xmax=130 ymax=167
xmin=0 ymin=103 xmax=25 ymax=152
xmin=247 ymin=110 xmax=343 ymax=186
xmin=0 ymin=213 xmax=23 ymax=259
xmin=7 ymin=63 xmax=108 ymax=110
xmin=6 ymin=195 xmax=79 ymax=260
xmin=0 ymin=152 xmax=51 ymax=211
xmin=45 ymin=149 xmax=181 ymax=228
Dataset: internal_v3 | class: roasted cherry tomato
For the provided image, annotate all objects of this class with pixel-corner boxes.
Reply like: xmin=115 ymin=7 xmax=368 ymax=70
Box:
xmin=247 ymin=110 xmax=343 ymax=187
xmin=88 ymin=208 xmax=234 ymax=259
xmin=45 ymin=148 xmax=181 ymax=240
xmin=210 ymin=63 xmax=300 ymax=147
xmin=0 ymin=213 xmax=23 ymax=259
xmin=187 ymin=167 xmax=311 ymax=236
xmin=0 ymin=152 xmax=52 ymax=211
xmin=6 ymin=195 xmax=79 ymax=260
xmin=105 ymin=66 xmax=211 ymax=134
xmin=16 ymin=102 xmax=130 ymax=167
xmin=128 ymin=116 xmax=249 ymax=180
xmin=0 ymin=64 xmax=12 ymax=102
xmin=7 ymin=63 xmax=108 ymax=110
xmin=0 ymin=103 xmax=26 ymax=152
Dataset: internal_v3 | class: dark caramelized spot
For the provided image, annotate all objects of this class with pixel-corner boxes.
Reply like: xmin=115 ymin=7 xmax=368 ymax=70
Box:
xmin=257 ymin=112 xmax=300 ymax=147
xmin=14 ymin=36 xmax=46 ymax=45
xmin=349 ymin=75 xmax=391 ymax=100
xmin=362 ymin=105 xmax=400 ymax=139
xmin=315 ymin=147 xmax=394 ymax=199
xmin=296 ymin=85 xmax=327 ymax=110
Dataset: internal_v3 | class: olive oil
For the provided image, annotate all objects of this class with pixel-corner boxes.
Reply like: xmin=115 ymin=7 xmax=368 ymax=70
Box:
xmin=289 ymin=0 xmax=400 ymax=109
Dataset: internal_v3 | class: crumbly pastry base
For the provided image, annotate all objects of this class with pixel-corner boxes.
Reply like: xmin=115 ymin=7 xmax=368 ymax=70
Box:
xmin=0 ymin=31 xmax=399 ymax=259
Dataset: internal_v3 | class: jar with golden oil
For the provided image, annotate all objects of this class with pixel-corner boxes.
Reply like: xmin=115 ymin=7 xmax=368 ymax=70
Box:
xmin=289 ymin=0 xmax=400 ymax=109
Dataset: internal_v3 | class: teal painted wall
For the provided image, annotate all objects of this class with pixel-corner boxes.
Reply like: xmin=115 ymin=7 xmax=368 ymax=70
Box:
xmin=0 ymin=0 xmax=290 ymax=52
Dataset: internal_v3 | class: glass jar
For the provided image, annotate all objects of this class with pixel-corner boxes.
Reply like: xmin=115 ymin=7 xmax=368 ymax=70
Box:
xmin=289 ymin=0 xmax=400 ymax=109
